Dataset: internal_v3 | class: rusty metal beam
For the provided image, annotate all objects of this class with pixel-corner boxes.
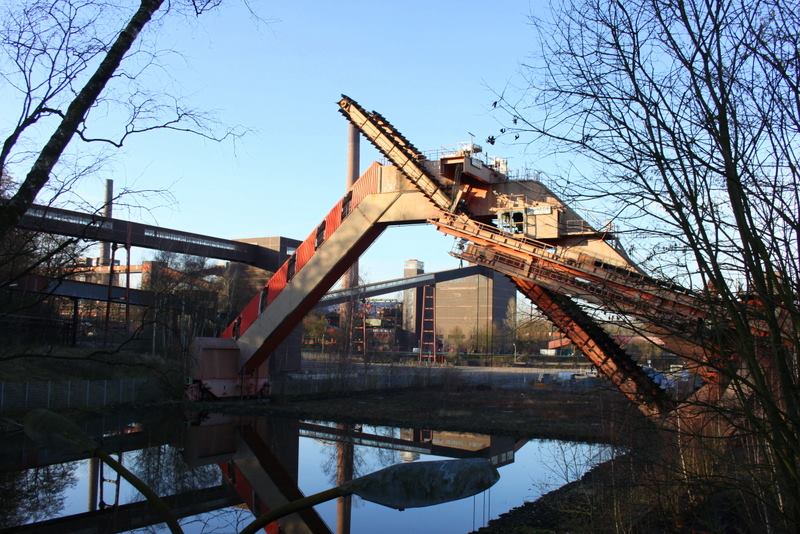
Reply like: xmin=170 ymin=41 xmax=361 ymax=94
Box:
xmin=514 ymin=278 xmax=671 ymax=416
xmin=238 ymin=224 xmax=386 ymax=374
xmin=338 ymin=95 xmax=453 ymax=211
xmin=235 ymin=425 xmax=332 ymax=534
xmin=436 ymin=214 xmax=704 ymax=319
xmin=237 ymin=191 xmax=404 ymax=373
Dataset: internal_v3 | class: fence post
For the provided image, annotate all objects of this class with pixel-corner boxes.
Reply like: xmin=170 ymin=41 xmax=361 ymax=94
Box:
xmin=67 ymin=380 xmax=71 ymax=408
xmin=47 ymin=381 xmax=52 ymax=409
xmin=24 ymin=382 xmax=29 ymax=409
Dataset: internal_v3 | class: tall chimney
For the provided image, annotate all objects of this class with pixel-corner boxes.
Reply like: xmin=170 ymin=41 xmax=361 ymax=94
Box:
xmin=100 ymin=179 xmax=113 ymax=266
xmin=343 ymin=124 xmax=360 ymax=289
xmin=339 ymin=125 xmax=360 ymax=357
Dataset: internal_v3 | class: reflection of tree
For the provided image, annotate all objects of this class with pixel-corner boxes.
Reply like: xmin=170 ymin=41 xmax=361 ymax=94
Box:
xmin=130 ymin=445 xmax=220 ymax=499
xmin=319 ymin=425 xmax=402 ymax=487
xmin=0 ymin=463 xmax=76 ymax=527
xmin=126 ymin=443 xmax=251 ymax=534
xmin=543 ymin=441 xmax=614 ymax=488
xmin=321 ymin=437 xmax=363 ymax=489
xmin=533 ymin=441 xmax=622 ymax=531
xmin=370 ymin=427 xmax=401 ymax=471
xmin=176 ymin=507 xmax=254 ymax=534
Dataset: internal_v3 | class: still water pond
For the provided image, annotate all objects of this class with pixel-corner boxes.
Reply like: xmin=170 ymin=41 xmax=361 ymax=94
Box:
xmin=1 ymin=412 xmax=612 ymax=533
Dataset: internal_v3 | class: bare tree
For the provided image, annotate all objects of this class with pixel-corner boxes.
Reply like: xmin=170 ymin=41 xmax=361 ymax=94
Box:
xmin=0 ymin=0 xmax=249 ymax=358
xmin=0 ymin=0 xmax=241 ymax=241
xmin=491 ymin=0 xmax=799 ymax=528
xmin=0 ymin=463 xmax=75 ymax=527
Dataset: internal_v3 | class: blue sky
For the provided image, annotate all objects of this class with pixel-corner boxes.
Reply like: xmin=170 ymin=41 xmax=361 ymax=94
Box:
xmin=10 ymin=1 xmax=560 ymax=284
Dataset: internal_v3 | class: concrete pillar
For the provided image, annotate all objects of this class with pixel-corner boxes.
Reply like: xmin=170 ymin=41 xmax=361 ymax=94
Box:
xmin=402 ymin=260 xmax=425 ymax=350
xmin=88 ymin=457 xmax=99 ymax=511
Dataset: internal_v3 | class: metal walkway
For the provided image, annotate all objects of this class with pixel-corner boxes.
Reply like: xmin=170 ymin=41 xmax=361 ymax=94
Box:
xmin=12 ymin=201 xmax=296 ymax=271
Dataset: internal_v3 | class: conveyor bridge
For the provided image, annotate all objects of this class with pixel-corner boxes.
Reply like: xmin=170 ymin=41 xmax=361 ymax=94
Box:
xmin=191 ymin=95 xmax=739 ymax=417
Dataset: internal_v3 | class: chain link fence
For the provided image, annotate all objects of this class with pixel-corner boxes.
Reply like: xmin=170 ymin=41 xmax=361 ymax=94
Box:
xmin=0 ymin=378 xmax=162 ymax=414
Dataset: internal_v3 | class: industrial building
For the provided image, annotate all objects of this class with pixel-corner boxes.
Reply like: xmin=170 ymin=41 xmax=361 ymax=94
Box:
xmin=402 ymin=259 xmax=516 ymax=356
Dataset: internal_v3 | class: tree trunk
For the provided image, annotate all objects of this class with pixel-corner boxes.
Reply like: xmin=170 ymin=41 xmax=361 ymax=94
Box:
xmin=0 ymin=0 xmax=165 ymax=240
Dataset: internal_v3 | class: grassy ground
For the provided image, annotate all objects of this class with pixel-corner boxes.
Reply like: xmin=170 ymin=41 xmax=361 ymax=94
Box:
xmin=0 ymin=347 xmax=181 ymax=382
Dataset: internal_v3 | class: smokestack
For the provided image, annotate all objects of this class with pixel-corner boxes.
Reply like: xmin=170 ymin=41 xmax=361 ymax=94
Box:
xmin=343 ymin=124 xmax=360 ymax=289
xmin=340 ymin=126 xmax=360 ymax=356
xmin=100 ymin=179 xmax=113 ymax=266
xmin=346 ymin=123 xmax=360 ymax=188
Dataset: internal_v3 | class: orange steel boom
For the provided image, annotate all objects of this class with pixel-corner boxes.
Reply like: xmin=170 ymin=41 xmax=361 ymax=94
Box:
xmin=191 ymin=95 xmax=763 ymax=418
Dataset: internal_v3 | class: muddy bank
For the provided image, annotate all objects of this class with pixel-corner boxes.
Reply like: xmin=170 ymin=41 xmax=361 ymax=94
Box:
xmin=471 ymin=453 xmax=656 ymax=533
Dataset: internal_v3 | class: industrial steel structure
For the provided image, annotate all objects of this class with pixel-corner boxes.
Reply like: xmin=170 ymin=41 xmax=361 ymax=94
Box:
xmin=9 ymin=95 xmax=776 ymax=533
xmin=189 ymin=94 xmax=749 ymax=419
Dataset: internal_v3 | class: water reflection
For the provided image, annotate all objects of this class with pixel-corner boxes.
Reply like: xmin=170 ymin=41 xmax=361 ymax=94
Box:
xmin=0 ymin=410 xmax=612 ymax=533
xmin=0 ymin=463 xmax=75 ymax=528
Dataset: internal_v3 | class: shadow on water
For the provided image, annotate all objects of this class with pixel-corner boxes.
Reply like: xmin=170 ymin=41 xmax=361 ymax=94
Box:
xmin=0 ymin=408 xmax=614 ymax=533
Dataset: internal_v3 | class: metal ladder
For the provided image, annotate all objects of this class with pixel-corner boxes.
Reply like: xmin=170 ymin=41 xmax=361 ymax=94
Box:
xmin=418 ymin=284 xmax=438 ymax=363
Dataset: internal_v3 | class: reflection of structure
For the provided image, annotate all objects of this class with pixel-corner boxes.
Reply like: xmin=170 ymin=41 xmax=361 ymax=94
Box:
xmin=1 ymin=414 xmax=242 ymax=534
xmin=7 ymin=486 xmax=242 ymax=533
xmin=299 ymin=423 xmax=521 ymax=468
xmin=336 ymin=424 xmax=354 ymax=534
xmin=298 ymin=421 xmax=522 ymax=534
xmin=206 ymin=95 xmax=707 ymax=418
xmin=209 ymin=419 xmax=331 ymax=534
xmin=1 ymin=410 xmax=524 ymax=534
xmin=402 ymin=260 xmax=516 ymax=355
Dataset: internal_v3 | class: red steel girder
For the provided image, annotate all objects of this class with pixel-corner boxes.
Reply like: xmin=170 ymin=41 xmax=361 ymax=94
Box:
xmin=435 ymin=213 xmax=704 ymax=319
xmin=514 ymin=278 xmax=672 ymax=416
xmin=242 ymin=225 xmax=385 ymax=374
xmin=459 ymin=242 xmax=726 ymax=385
